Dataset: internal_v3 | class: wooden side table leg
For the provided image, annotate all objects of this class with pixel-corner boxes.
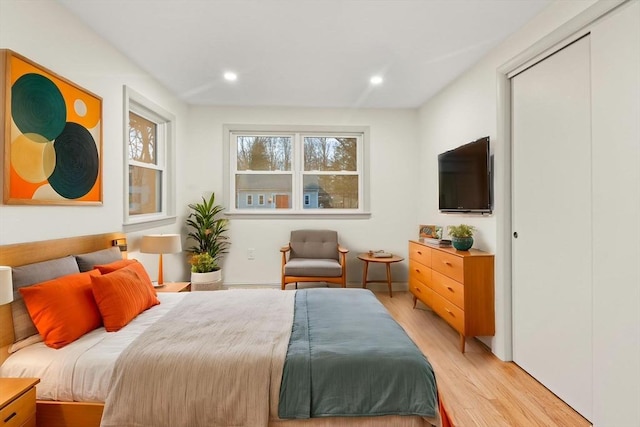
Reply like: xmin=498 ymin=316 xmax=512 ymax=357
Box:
xmin=362 ymin=261 xmax=369 ymax=289
xmin=412 ymin=295 xmax=417 ymax=308
xmin=386 ymin=262 xmax=393 ymax=298
xmin=459 ymin=334 xmax=466 ymax=353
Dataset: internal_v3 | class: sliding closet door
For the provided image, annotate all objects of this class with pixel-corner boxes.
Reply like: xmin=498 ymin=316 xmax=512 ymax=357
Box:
xmin=511 ymin=36 xmax=592 ymax=420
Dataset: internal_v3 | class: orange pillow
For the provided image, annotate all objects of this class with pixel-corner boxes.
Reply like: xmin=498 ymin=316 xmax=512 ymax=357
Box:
xmin=91 ymin=262 xmax=160 ymax=332
xmin=95 ymin=258 xmax=137 ymax=274
xmin=19 ymin=270 xmax=103 ymax=349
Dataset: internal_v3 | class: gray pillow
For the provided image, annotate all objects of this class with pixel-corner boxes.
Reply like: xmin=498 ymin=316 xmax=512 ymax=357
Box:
xmin=11 ymin=256 xmax=80 ymax=344
xmin=74 ymin=247 xmax=122 ymax=272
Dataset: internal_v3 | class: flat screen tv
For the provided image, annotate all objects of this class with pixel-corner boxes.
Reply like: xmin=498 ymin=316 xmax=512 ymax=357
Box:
xmin=438 ymin=136 xmax=492 ymax=213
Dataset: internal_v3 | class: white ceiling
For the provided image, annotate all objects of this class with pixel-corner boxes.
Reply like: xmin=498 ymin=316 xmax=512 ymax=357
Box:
xmin=56 ymin=0 xmax=551 ymax=109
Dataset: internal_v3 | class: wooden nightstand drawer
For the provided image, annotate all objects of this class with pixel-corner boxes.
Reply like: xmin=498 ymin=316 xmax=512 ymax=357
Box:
xmin=409 ymin=261 xmax=432 ymax=288
xmin=409 ymin=242 xmax=431 ymax=267
xmin=430 ymin=290 xmax=465 ymax=334
xmin=0 ymin=387 xmax=35 ymax=427
xmin=431 ymin=250 xmax=464 ymax=283
xmin=431 ymin=270 xmax=464 ymax=310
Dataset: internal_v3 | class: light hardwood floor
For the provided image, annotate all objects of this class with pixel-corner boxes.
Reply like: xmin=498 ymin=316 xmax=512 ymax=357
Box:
xmin=376 ymin=291 xmax=591 ymax=427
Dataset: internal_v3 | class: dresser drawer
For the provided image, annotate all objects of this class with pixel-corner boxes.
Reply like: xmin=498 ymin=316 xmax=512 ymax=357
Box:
xmin=430 ymin=290 xmax=465 ymax=333
xmin=431 ymin=270 xmax=464 ymax=309
xmin=409 ymin=277 xmax=432 ymax=307
xmin=409 ymin=260 xmax=431 ymax=288
xmin=431 ymin=250 xmax=464 ymax=283
xmin=409 ymin=242 xmax=431 ymax=267
xmin=0 ymin=387 xmax=35 ymax=427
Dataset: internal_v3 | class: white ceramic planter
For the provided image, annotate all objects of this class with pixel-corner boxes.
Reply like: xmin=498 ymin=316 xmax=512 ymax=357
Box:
xmin=191 ymin=270 xmax=222 ymax=291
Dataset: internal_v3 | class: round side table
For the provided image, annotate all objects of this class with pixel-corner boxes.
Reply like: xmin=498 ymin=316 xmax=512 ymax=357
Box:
xmin=357 ymin=253 xmax=404 ymax=297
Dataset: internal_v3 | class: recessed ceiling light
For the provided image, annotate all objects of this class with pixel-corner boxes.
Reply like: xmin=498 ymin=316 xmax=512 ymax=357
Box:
xmin=370 ymin=75 xmax=383 ymax=85
xmin=224 ymin=72 xmax=238 ymax=82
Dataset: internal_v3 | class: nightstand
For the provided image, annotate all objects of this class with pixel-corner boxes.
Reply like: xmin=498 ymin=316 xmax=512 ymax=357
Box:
xmin=154 ymin=281 xmax=191 ymax=292
xmin=0 ymin=378 xmax=39 ymax=427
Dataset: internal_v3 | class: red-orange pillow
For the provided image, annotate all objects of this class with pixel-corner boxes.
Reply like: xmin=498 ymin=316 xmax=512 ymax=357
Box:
xmin=91 ymin=262 xmax=160 ymax=332
xmin=19 ymin=270 xmax=103 ymax=349
xmin=95 ymin=258 xmax=137 ymax=274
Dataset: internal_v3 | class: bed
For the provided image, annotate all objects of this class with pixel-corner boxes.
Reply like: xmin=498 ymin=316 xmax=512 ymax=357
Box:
xmin=0 ymin=233 xmax=449 ymax=427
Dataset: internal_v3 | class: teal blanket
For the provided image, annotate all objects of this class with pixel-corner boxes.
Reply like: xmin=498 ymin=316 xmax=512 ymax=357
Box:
xmin=278 ymin=289 xmax=438 ymax=419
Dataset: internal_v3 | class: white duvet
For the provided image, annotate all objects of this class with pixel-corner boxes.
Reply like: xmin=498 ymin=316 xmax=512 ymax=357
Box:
xmin=0 ymin=292 xmax=185 ymax=402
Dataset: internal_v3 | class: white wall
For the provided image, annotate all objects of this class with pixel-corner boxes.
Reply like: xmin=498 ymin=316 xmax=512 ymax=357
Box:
xmin=416 ymin=0 xmax=599 ymax=359
xmin=184 ymin=106 xmax=418 ymax=287
xmin=0 ymin=0 xmax=189 ymax=281
xmin=2 ymin=0 xmax=621 ymax=364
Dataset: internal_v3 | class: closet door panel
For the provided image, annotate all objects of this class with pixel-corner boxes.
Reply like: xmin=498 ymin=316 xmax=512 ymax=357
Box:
xmin=511 ymin=36 xmax=592 ymax=420
xmin=591 ymin=2 xmax=640 ymax=425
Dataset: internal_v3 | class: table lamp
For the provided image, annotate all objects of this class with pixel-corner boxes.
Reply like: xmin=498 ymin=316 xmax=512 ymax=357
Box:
xmin=0 ymin=266 xmax=14 ymax=305
xmin=140 ymin=234 xmax=182 ymax=285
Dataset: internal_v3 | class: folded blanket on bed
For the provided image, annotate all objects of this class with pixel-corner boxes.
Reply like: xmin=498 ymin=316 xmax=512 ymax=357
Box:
xmin=100 ymin=290 xmax=295 ymax=427
xmin=279 ymin=289 xmax=438 ymax=419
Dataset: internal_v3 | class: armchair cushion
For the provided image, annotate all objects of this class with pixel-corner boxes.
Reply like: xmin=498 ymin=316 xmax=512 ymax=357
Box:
xmin=284 ymin=258 xmax=342 ymax=277
xmin=290 ymin=230 xmax=339 ymax=261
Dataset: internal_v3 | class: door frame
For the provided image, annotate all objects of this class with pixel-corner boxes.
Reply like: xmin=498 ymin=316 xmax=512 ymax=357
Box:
xmin=494 ymin=0 xmax=626 ymax=360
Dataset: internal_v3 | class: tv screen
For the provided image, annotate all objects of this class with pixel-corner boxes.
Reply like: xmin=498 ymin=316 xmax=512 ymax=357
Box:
xmin=438 ymin=136 xmax=491 ymax=213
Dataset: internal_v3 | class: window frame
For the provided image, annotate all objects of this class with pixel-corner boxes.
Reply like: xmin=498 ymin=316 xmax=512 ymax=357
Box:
xmin=123 ymin=86 xmax=176 ymax=228
xmin=224 ymin=124 xmax=370 ymax=218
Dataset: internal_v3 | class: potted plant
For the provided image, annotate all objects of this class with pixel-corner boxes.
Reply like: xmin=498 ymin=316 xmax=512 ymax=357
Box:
xmin=186 ymin=193 xmax=230 ymax=285
xmin=447 ymin=224 xmax=476 ymax=251
xmin=189 ymin=252 xmax=222 ymax=289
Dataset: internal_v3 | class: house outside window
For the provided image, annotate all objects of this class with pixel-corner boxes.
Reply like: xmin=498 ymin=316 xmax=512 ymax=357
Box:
xmin=226 ymin=125 xmax=368 ymax=217
xmin=124 ymin=87 xmax=175 ymax=226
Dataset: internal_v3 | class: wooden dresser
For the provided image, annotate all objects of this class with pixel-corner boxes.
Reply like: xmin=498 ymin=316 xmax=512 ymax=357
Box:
xmin=408 ymin=240 xmax=495 ymax=352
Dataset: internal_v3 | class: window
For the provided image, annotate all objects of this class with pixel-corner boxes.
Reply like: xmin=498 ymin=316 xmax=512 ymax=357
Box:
xmin=225 ymin=125 xmax=369 ymax=216
xmin=124 ymin=87 xmax=175 ymax=226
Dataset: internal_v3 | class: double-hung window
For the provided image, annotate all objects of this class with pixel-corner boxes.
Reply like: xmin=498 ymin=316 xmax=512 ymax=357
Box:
xmin=124 ymin=87 xmax=175 ymax=226
xmin=226 ymin=125 xmax=368 ymax=216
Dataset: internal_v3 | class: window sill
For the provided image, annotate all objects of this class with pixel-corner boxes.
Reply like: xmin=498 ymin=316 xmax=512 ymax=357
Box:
xmin=123 ymin=215 xmax=177 ymax=232
xmin=225 ymin=211 xmax=371 ymax=220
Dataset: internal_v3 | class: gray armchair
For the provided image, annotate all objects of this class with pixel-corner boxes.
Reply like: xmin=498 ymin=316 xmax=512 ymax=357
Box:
xmin=280 ymin=230 xmax=348 ymax=290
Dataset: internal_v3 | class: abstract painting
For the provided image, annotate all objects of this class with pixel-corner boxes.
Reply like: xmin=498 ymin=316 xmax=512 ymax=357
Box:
xmin=1 ymin=50 xmax=102 ymax=205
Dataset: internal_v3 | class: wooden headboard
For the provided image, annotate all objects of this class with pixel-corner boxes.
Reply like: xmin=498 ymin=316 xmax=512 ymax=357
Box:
xmin=0 ymin=232 xmax=125 ymax=364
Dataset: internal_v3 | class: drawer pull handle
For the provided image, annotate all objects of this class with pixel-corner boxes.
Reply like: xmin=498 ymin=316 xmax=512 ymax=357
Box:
xmin=417 ymin=251 xmax=422 ymax=255
xmin=415 ymin=269 xmax=420 ymax=273
xmin=4 ymin=412 xmax=17 ymax=423
xmin=443 ymin=261 xmax=452 ymax=266
xmin=445 ymin=308 xmax=454 ymax=316
xmin=415 ymin=287 xmax=421 ymax=293
xmin=447 ymin=287 xmax=454 ymax=292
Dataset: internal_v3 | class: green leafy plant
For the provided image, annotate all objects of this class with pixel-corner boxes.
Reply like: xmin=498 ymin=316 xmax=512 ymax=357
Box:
xmin=186 ymin=193 xmax=230 ymax=271
xmin=189 ymin=252 xmax=216 ymax=273
xmin=447 ymin=224 xmax=476 ymax=238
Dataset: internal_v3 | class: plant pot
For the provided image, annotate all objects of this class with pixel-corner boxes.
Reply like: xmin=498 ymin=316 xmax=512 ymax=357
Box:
xmin=452 ymin=236 xmax=473 ymax=251
xmin=191 ymin=270 xmax=222 ymax=291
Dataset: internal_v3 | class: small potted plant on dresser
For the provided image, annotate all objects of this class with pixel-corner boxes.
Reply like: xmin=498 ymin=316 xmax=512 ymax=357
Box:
xmin=186 ymin=193 xmax=230 ymax=290
xmin=448 ymin=224 xmax=476 ymax=251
